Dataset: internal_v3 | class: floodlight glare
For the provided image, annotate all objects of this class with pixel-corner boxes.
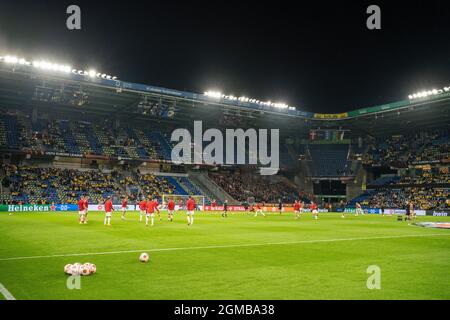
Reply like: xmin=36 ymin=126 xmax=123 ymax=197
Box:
xmin=5 ymin=56 xmax=18 ymax=64
xmin=204 ymin=91 xmax=223 ymax=99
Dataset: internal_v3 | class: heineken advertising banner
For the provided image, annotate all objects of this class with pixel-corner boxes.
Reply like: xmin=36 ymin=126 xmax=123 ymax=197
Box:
xmin=0 ymin=204 xmax=78 ymax=212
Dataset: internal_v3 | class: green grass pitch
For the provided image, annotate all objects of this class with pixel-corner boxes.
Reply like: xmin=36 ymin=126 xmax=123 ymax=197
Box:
xmin=0 ymin=211 xmax=449 ymax=300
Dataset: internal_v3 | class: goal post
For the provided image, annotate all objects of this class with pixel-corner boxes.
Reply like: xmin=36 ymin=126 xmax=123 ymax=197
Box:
xmin=161 ymin=194 xmax=205 ymax=211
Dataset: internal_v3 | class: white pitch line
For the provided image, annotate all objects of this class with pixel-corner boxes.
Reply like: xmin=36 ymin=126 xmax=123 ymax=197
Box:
xmin=0 ymin=283 xmax=16 ymax=300
xmin=0 ymin=233 xmax=448 ymax=262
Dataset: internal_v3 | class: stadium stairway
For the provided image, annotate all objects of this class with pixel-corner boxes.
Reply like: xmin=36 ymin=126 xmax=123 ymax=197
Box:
xmin=165 ymin=176 xmax=188 ymax=195
xmin=3 ymin=115 xmax=21 ymax=149
xmin=147 ymin=132 xmax=172 ymax=160
xmin=348 ymin=191 xmax=374 ymax=206
xmin=0 ymin=117 xmax=6 ymax=148
xmin=173 ymin=176 xmax=214 ymax=204
xmin=124 ymin=127 xmax=149 ymax=159
xmin=188 ymin=171 xmax=238 ymax=204
xmin=84 ymin=124 xmax=104 ymax=155
xmin=59 ymin=121 xmax=80 ymax=154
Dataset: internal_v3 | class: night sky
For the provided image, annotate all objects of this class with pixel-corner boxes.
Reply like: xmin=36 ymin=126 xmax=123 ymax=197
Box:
xmin=1 ymin=0 xmax=450 ymax=113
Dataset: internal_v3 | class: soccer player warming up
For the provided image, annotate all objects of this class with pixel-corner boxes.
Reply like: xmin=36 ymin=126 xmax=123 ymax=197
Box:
xmin=138 ymin=197 xmax=147 ymax=222
xmin=254 ymin=203 xmax=265 ymax=217
xmin=294 ymin=200 xmax=301 ymax=219
xmin=310 ymin=201 xmax=319 ymax=220
xmin=186 ymin=196 xmax=196 ymax=226
xmin=104 ymin=196 xmax=113 ymax=226
xmin=145 ymin=196 xmax=160 ymax=227
xmin=83 ymin=195 xmax=89 ymax=223
xmin=121 ymin=196 xmax=128 ymax=220
xmin=222 ymin=199 xmax=228 ymax=218
xmin=78 ymin=195 xmax=86 ymax=224
xmin=339 ymin=200 xmax=345 ymax=218
xmin=407 ymin=200 xmax=416 ymax=224
xmin=167 ymin=198 xmax=175 ymax=222
xmin=355 ymin=202 xmax=364 ymax=216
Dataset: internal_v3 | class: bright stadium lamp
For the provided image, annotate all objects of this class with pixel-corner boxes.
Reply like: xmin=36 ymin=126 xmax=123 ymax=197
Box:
xmin=5 ymin=56 xmax=18 ymax=64
xmin=204 ymin=91 xmax=223 ymax=99
xmin=88 ymin=70 xmax=96 ymax=78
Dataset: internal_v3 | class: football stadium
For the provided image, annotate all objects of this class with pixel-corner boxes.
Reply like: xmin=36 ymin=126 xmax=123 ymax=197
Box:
xmin=0 ymin=2 xmax=449 ymax=303
xmin=1 ymin=55 xmax=449 ymax=300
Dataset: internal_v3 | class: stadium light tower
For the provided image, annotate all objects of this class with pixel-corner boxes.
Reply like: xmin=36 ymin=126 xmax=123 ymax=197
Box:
xmin=204 ymin=89 xmax=294 ymax=110
xmin=408 ymin=86 xmax=450 ymax=100
xmin=0 ymin=52 xmax=119 ymax=81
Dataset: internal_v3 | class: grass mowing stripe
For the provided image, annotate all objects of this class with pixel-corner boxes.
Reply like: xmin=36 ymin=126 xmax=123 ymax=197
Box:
xmin=0 ymin=233 xmax=448 ymax=262
xmin=0 ymin=283 xmax=16 ymax=300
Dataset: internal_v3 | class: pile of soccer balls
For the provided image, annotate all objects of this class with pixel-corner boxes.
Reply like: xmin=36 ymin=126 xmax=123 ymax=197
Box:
xmin=64 ymin=262 xmax=96 ymax=276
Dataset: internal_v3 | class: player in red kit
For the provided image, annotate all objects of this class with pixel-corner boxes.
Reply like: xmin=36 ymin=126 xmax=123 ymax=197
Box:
xmin=138 ymin=197 xmax=147 ymax=222
xmin=104 ymin=196 xmax=114 ymax=226
xmin=121 ymin=196 xmax=128 ymax=220
xmin=145 ymin=196 xmax=160 ymax=227
xmin=294 ymin=200 xmax=301 ymax=219
xmin=139 ymin=197 xmax=147 ymax=222
xmin=310 ymin=202 xmax=319 ymax=220
xmin=186 ymin=196 xmax=196 ymax=226
xmin=167 ymin=199 xmax=175 ymax=222
xmin=83 ymin=195 xmax=89 ymax=223
xmin=254 ymin=203 xmax=265 ymax=217
xmin=78 ymin=195 xmax=86 ymax=224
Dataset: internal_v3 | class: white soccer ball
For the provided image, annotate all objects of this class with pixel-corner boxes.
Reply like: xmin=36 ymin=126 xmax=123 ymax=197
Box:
xmin=64 ymin=264 xmax=73 ymax=275
xmin=139 ymin=253 xmax=149 ymax=263
xmin=70 ymin=264 xmax=81 ymax=276
xmin=80 ymin=264 xmax=91 ymax=276
xmin=89 ymin=264 xmax=97 ymax=274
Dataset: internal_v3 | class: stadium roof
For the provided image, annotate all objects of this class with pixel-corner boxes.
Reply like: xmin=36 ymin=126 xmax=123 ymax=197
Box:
xmin=1 ymin=57 xmax=449 ymax=137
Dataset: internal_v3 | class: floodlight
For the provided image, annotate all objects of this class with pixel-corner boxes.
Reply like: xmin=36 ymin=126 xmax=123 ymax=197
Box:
xmin=5 ymin=56 xmax=18 ymax=64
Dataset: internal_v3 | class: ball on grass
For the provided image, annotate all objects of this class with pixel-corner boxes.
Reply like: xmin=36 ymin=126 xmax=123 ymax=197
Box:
xmin=64 ymin=264 xmax=73 ymax=275
xmin=80 ymin=264 xmax=91 ymax=276
xmin=139 ymin=252 xmax=149 ymax=263
xmin=70 ymin=264 xmax=81 ymax=276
